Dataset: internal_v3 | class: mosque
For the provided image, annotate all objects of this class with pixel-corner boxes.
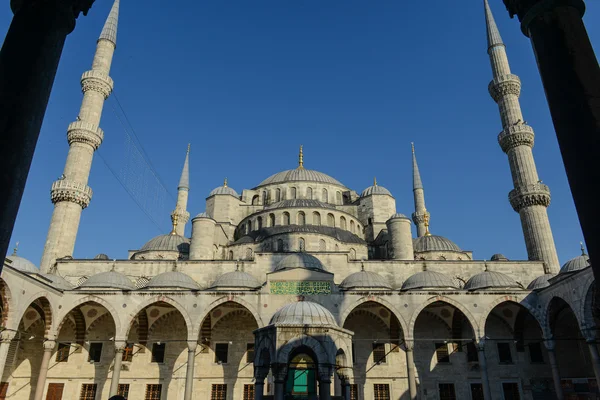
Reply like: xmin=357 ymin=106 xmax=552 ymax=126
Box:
xmin=0 ymin=1 xmax=597 ymax=400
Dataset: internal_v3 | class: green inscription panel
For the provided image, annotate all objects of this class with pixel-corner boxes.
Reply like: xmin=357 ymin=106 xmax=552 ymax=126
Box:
xmin=270 ymin=281 xmax=332 ymax=295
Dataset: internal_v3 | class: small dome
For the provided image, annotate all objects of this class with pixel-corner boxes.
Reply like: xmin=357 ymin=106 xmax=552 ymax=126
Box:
xmin=140 ymin=234 xmax=190 ymax=253
xmin=270 ymin=301 xmax=337 ymax=326
xmin=93 ymin=253 xmax=110 ymax=260
xmin=209 ymin=184 xmax=239 ymax=198
xmin=41 ymin=273 xmax=74 ymax=290
xmin=388 ymin=213 xmax=409 ymax=220
xmin=193 ymin=212 xmax=212 ymax=219
xmin=79 ymin=271 xmax=135 ymax=290
xmin=560 ymin=254 xmax=590 ymax=274
xmin=401 ymin=270 xmax=457 ymax=290
xmin=527 ymin=274 xmax=556 ymax=290
xmin=464 ymin=271 xmax=520 ymax=291
xmin=276 ymin=253 xmax=324 ymax=271
xmin=490 ymin=254 xmax=509 ymax=261
xmin=339 ymin=270 xmax=391 ymax=290
xmin=414 ymin=235 xmax=461 ymax=252
xmin=5 ymin=255 xmax=38 ymax=273
xmin=258 ymin=169 xmax=345 ymax=188
xmin=210 ymin=270 xmax=261 ymax=290
xmin=144 ymin=271 xmax=200 ymax=290
xmin=361 ymin=185 xmax=392 ymax=197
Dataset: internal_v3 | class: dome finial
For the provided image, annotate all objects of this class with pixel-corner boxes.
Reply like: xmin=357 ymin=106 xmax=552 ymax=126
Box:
xmin=170 ymin=213 xmax=179 ymax=235
xmin=111 ymin=260 xmax=116 ymax=271
xmin=172 ymin=260 xmax=178 ymax=271
xmin=423 ymin=211 xmax=432 ymax=236
xmin=12 ymin=241 xmax=19 ymax=256
xmin=374 ymin=177 xmax=377 ymax=186
xmin=223 ymin=177 xmax=228 ymax=187
xmin=298 ymin=145 xmax=304 ymax=170
xmin=361 ymin=261 xmax=365 ymax=271
xmin=581 ymin=241 xmax=587 ymax=256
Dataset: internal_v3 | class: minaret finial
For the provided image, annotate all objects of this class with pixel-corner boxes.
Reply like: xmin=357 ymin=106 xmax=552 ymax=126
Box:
xmin=423 ymin=211 xmax=431 ymax=236
xmin=187 ymin=143 xmax=190 ymax=154
xmin=178 ymin=144 xmax=190 ymax=190
xmin=170 ymin=213 xmax=179 ymax=235
xmin=298 ymin=145 xmax=304 ymax=169
xmin=483 ymin=0 xmax=504 ymax=52
xmin=12 ymin=241 xmax=19 ymax=256
xmin=99 ymin=0 xmax=120 ymax=46
xmin=581 ymin=241 xmax=586 ymax=256
xmin=224 ymin=177 xmax=228 ymax=187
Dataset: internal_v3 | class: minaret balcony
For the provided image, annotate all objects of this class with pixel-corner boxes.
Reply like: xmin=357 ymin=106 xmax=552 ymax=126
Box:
xmin=498 ymin=124 xmax=535 ymax=152
xmin=488 ymin=74 xmax=521 ymax=102
xmin=51 ymin=179 xmax=93 ymax=208
xmin=67 ymin=121 xmax=104 ymax=149
xmin=508 ymin=183 xmax=551 ymax=212
xmin=80 ymin=70 xmax=114 ymax=99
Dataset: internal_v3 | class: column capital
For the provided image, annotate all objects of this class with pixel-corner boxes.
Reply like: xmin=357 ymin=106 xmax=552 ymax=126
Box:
xmin=0 ymin=330 xmax=16 ymax=342
xmin=187 ymin=341 xmax=198 ymax=352
xmin=114 ymin=340 xmax=127 ymax=352
xmin=543 ymin=339 xmax=556 ymax=351
xmin=403 ymin=340 xmax=415 ymax=351
xmin=272 ymin=363 xmax=288 ymax=382
xmin=43 ymin=339 xmax=57 ymax=350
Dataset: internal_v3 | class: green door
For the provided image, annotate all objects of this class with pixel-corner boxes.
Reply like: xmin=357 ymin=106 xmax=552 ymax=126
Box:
xmin=286 ymin=353 xmax=317 ymax=399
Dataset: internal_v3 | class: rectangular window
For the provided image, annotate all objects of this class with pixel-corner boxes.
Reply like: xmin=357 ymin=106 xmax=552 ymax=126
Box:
xmin=352 ymin=342 xmax=356 ymax=364
xmin=243 ymin=384 xmax=254 ymax=400
xmin=145 ymin=384 xmax=162 ymax=400
xmin=117 ymin=384 xmax=129 ymax=399
xmin=470 ymin=383 xmax=484 ymax=400
xmin=56 ymin=343 xmax=70 ymax=362
xmin=46 ymin=383 xmax=64 ymax=400
xmin=502 ymin=382 xmax=521 ymax=400
xmin=246 ymin=344 xmax=255 ymax=363
xmin=467 ymin=342 xmax=479 ymax=363
xmin=88 ymin=343 xmax=102 ymax=363
xmin=529 ymin=342 xmax=544 ymax=363
xmin=122 ymin=343 xmax=134 ymax=362
xmin=373 ymin=384 xmax=390 ymax=400
xmin=350 ymin=384 xmax=358 ymax=400
xmin=151 ymin=343 xmax=165 ymax=363
xmin=372 ymin=343 xmax=386 ymax=364
xmin=438 ymin=383 xmax=457 ymax=400
xmin=0 ymin=383 xmax=7 ymax=400
xmin=79 ymin=384 xmax=97 ymax=400
xmin=215 ymin=343 xmax=229 ymax=364
xmin=211 ymin=384 xmax=227 ymax=400
xmin=435 ymin=343 xmax=450 ymax=363
xmin=497 ymin=343 xmax=513 ymax=364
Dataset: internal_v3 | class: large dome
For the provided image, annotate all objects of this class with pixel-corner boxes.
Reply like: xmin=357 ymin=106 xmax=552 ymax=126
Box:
xmin=79 ymin=271 xmax=135 ymax=290
xmin=339 ymin=269 xmax=391 ymax=290
xmin=413 ymin=235 xmax=461 ymax=252
xmin=275 ymin=253 xmax=324 ymax=271
xmin=209 ymin=270 xmax=261 ymax=290
xmin=401 ymin=270 xmax=457 ymax=290
xmin=140 ymin=234 xmax=190 ymax=253
xmin=257 ymin=169 xmax=345 ymax=188
xmin=270 ymin=301 xmax=337 ymax=326
xmin=464 ymin=271 xmax=520 ymax=291
xmin=5 ymin=255 xmax=38 ymax=273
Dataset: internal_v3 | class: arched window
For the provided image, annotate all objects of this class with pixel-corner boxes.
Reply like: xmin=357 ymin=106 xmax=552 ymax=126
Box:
xmin=297 ymin=211 xmax=306 ymax=225
xmin=340 ymin=216 xmax=347 ymax=230
xmin=291 ymin=187 xmax=297 ymax=199
xmin=327 ymin=213 xmax=335 ymax=227
xmin=350 ymin=220 xmax=355 ymax=232
xmin=299 ymin=237 xmax=305 ymax=252
xmin=257 ymin=217 xmax=263 ymax=230
xmin=269 ymin=213 xmax=276 ymax=227
xmin=336 ymin=191 xmax=342 ymax=204
xmin=262 ymin=191 xmax=268 ymax=205
xmin=313 ymin=212 xmax=321 ymax=226
xmin=252 ymin=195 xmax=259 ymax=205
xmin=322 ymin=188 xmax=328 ymax=203
xmin=246 ymin=248 xmax=253 ymax=260
xmin=277 ymin=239 xmax=284 ymax=252
xmin=248 ymin=220 xmax=252 ymax=233
xmin=276 ymin=188 xmax=281 ymax=202
xmin=283 ymin=212 xmax=290 ymax=225
xmin=245 ymin=221 xmax=250 ymax=235
xmin=319 ymin=239 xmax=326 ymax=252
xmin=228 ymin=251 xmax=234 ymax=260
xmin=350 ymin=248 xmax=356 ymax=260
xmin=306 ymin=187 xmax=313 ymax=199
xmin=357 ymin=224 xmax=361 ymax=234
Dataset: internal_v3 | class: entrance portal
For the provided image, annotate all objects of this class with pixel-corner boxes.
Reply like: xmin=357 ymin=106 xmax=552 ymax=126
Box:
xmin=286 ymin=353 xmax=317 ymax=400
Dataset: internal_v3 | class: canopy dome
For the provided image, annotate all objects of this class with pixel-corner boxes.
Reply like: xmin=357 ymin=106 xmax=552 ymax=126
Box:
xmin=270 ymin=301 xmax=337 ymax=326
xmin=140 ymin=234 xmax=190 ymax=253
xmin=413 ymin=235 xmax=461 ymax=252
xmin=402 ymin=270 xmax=457 ymax=290
xmin=41 ymin=273 xmax=74 ymax=290
xmin=79 ymin=270 xmax=135 ymax=290
xmin=560 ymin=254 xmax=589 ymax=274
xmin=143 ymin=271 xmax=200 ymax=290
xmin=275 ymin=253 xmax=324 ymax=271
xmin=5 ymin=255 xmax=38 ymax=273
xmin=527 ymin=274 xmax=556 ymax=290
xmin=464 ymin=271 xmax=520 ymax=291
xmin=339 ymin=270 xmax=391 ymax=290
xmin=257 ymin=169 xmax=345 ymax=188
xmin=210 ymin=270 xmax=261 ymax=290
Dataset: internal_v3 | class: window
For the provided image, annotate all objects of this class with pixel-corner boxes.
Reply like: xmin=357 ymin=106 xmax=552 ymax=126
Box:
xmin=56 ymin=342 xmax=70 ymax=362
xmin=118 ymin=384 xmax=130 ymax=399
xmin=291 ymin=187 xmax=297 ymax=199
xmin=340 ymin=216 xmax=347 ymax=230
xmin=283 ymin=212 xmax=290 ymax=225
xmin=529 ymin=342 xmax=544 ymax=363
xmin=322 ymin=188 xmax=328 ymax=202
xmin=246 ymin=248 xmax=253 ymax=260
xmin=251 ymin=195 xmax=259 ymax=205
xmin=336 ymin=191 xmax=342 ymax=204
xmin=228 ymin=251 xmax=234 ymax=260
xmin=372 ymin=343 xmax=386 ymax=364
xmin=211 ymin=384 xmax=227 ymax=400
xmin=269 ymin=213 xmax=275 ymax=227
xmin=297 ymin=212 xmax=306 ymax=225
xmin=327 ymin=213 xmax=335 ymax=227
xmin=88 ymin=343 xmax=102 ymax=363
xmin=470 ymin=383 xmax=484 ymax=400
xmin=435 ymin=343 xmax=450 ymax=363
xmin=145 ymin=384 xmax=162 ymax=400
xmin=79 ymin=384 xmax=97 ymax=400
xmin=0 ymin=383 xmax=7 ymax=400
xmin=497 ymin=343 xmax=513 ymax=364
xmin=46 ymin=383 xmax=64 ymax=400
xmin=299 ymin=238 xmax=305 ymax=252
xmin=319 ymin=239 xmax=326 ymax=252
xmin=262 ymin=191 xmax=267 ymax=205
xmin=246 ymin=343 xmax=255 ymax=363
xmin=502 ymin=382 xmax=521 ymax=400
xmin=306 ymin=187 xmax=313 ymax=199
xmin=352 ymin=342 xmax=356 ymax=364
xmin=277 ymin=239 xmax=284 ymax=252
xmin=349 ymin=248 xmax=356 ymax=260
xmin=439 ymin=383 xmax=456 ymax=400
xmin=368 ymin=217 xmax=373 ymax=225
xmin=276 ymin=188 xmax=281 ymax=202
xmin=312 ymin=211 xmax=321 ymax=225
xmin=243 ymin=384 xmax=254 ymax=400
xmin=257 ymin=217 xmax=262 ymax=230
xmin=467 ymin=342 xmax=479 ymax=363
xmin=350 ymin=220 xmax=355 ymax=232
xmin=373 ymin=384 xmax=390 ymax=400
xmin=215 ymin=343 xmax=228 ymax=364
xmin=151 ymin=343 xmax=165 ymax=363
xmin=350 ymin=384 xmax=358 ymax=400
xmin=122 ymin=343 xmax=134 ymax=362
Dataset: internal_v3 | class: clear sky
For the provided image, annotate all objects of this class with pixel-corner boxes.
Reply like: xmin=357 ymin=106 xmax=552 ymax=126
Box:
xmin=2 ymin=1 xmax=599 ymax=265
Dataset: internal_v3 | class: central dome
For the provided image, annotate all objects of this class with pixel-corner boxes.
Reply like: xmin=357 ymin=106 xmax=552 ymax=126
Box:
xmin=270 ymin=301 xmax=337 ymax=326
xmin=257 ymin=169 xmax=345 ymax=188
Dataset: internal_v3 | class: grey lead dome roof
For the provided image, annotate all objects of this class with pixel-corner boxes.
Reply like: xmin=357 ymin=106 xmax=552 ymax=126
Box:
xmin=140 ymin=234 xmax=190 ymax=253
xmin=388 ymin=213 xmax=409 ymax=220
xmin=210 ymin=270 xmax=261 ymax=290
xmin=79 ymin=270 xmax=135 ymax=290
xmin=144 ymin=271 xmax=200 ymax=290
xmin=527 ymin=274 xmax=556 ymax=290
xmin=401 ymin=270 xmax=457 ymax=290
xmin=209 ymin=185 xmax=239 ymax=198
xmin=275 ymin=253 xmax=324 ymax=271
xmin=270 ymin=301 xmax=337 ymax=326
xmin=266 ymin=199 xmax=336 ymax=210
xmin=5 ymin=255 xmax=39 ymax=273
xmin=413 ymin=235 xmax=462 ymax=252
xmin=560 ymin=254 xmax=590 ymax=274
xmin=258 ymin=169 xmax=345 ymax=188
xmin=339 ymin=270 xmax=391 ymax=290
xmin=361 ymin=185 xmax=392 ymax=197
xmin=41 ymin=273 xmax=74 ymax=290
xmin=464 ymin=271 xmax=520 ymax=291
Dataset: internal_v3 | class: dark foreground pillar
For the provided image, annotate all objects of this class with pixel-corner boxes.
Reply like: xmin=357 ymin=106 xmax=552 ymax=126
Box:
xmin=0 ymin=0 xmax=94 ymax=268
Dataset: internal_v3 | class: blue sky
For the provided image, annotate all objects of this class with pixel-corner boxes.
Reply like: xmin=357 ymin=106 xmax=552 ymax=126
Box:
xmin=2 ymin=1 xmax=599 ymax=265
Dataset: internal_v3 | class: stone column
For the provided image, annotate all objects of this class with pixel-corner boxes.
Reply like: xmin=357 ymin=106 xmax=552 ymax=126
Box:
xmin=342 ymin=379 xmax=351 ymax=400
xmin=184 ymin=342 xmax=197 ymax=400
xmin=0 ymin=331 xmax=16 ymax=378
xmin=544 ymin=340 xmax=564 ymax=400
xmin=273 ymin=363 xmax=287 ymax=400
xmin=33 ymin=340 xmax=56 ymax=400
xmin=405 ymin=342 xmax=418 ymax=400
xmin=254 ymin=365 xmax=269 ymax=400
xmin=319 ymin=377 xmax=332 ymax=400
xmin=109 ymin=341 xmax=126 ymax=397
xmin=587 ymin=340 xmax=600 ymax=388
xmin=476 ymin=341 xmax=493 ymax=400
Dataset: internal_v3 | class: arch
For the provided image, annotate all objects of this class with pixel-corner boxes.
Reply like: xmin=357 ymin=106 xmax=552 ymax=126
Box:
xmin=319 ymin=239 xmax=326 ymax=252
xmin=262 ymin=191 xmax=268 ymax=205
xmin=0 ymin=278 xmax=14 ymax=328
xmin=581 ymin=278 xmax=597 ymax=338
xmin=257 ymin=217 xmax=263 ymax=230
xmin=478 ymin=296 xmax=546 ymax=339
xmin=56 ymin=295 xmax=121 ymax=339
xmin=322 ymin=188 xmax=328 ymax=203
xmin=340 ymin=216 xmax=347 ymax=230
xmin=350 ymin=220 xmax=355 ymax=233
xmin=123 ymin=296 xmax=192 ymax=340
xmin=252 ymin=195 xmax=260 ymax=205
xmin=327 ymin=213 xmax=335 ymax=227
xmin=546 ymin=296 xmax=585 ymax=338
xmin=336 ymin=191 xmax=342 ymax=205
xmin=283 ymin=212 xmax=291 ymax=226
xmin=339 ymin=297 xmax=409 ymax=336
xmin=313 ymin=211 xmax=321 ymax=226
xmin=306 ymin=187 xmax=313 ymax=200
xmin=291 ymin=187 xmax=297 ymax=199
xmin=228 ymin=250 xmax=234 ymax=260
xmin=349 ymin=248 xmax=356 ymax=260
xmin=298 ymin=211 xmax=306 ymax=226
xmin=299 ymin=238 xmax=306 ymax=252
xmin=408 ymin=296 xmax=479 ymax=340
xmin=276 ymin=335 xmax=333 ymax=371
xmin=276 ymin=188 xmax=282 ymax=202
xmin=194 ymin=296 xmax=264 ymax=338
xmin=277 ymin=239 xmax=284 ymax=253
xmin=269 ymin=213 xmax=276 ymax=227
xmin=85 ymin=312 xmax=116 ymax=337
xmin=17 ymin=292 xmax=56 ymax=337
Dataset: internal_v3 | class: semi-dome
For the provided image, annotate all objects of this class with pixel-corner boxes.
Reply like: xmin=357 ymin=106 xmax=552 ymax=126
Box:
xmin=275 ymin=253 xmax=324 ymax=271
xmin=258 ymin=169 xmax=345 ymax=188
xmin=560 ymin=253 xmax=590 ymax=274
xmin=41 ymin=273 xmax=74 ymax=290
xmin=140 ymin=234 xmax=190 ymax=253
xmin=79 ymin=270 xmax=135 ymax=290
xmin=94 ymin=253 xmax=110 ymax=260
xmin=401 ymin=270 xmax=457 ymax=290
xmin=144 ymin=271 xmax=200 ymax=290
xmin=209 ymin=270 xmax=261 ymax=290
xmin=339 ymin=269 xmax=391 ymax=290
xmin=360 ymin=181 xmax=392 ymax=197
xmin=5 ymin=255 xmax=39 ymax=273
xmin=464 ymin=271 xmax=521 ymax=291
xmin=413 ymin=235 xmax=461 ymax=252
xmin=527 ymin=274 xmax=556 ymax=290
xmin=270 ymin=301 xmax=337 ymax=326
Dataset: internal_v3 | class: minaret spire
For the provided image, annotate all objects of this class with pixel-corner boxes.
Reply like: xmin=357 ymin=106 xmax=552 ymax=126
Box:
xmin=411 ymin=143 xmax=429 ymax=237
xmin=484 ymin=0 xmax=560 ymax=273
xmin=40 ymin=1 xmax=119 ymax=272
xmin=171 ymin=145 xmax=191 ymax=236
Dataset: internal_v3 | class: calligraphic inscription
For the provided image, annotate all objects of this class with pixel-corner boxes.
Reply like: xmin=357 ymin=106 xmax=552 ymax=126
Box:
xmin=270 ymin=281 xmax=331 ymax=295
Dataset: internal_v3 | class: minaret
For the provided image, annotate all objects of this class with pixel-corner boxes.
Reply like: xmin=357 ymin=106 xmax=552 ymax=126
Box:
xmin=411 ymin=143 xmax=429 ymax=237
xmin=484 ymin=0 xmax=560 ymax=273
xmin=40 ymin=0 xmax=119 ymax=272
xmin=171 ymin=144 xmax=191 ymax=236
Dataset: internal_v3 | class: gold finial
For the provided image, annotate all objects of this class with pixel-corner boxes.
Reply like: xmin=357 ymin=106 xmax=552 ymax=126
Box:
xmin=411 ymin=142 xmax=415 ymax=154
xmin=170 ymin=213 xmax=179 ymax=235
xmin=361 ymin=261 xmax=365 ymax=271
xmin=223 ymin=177 xmax=228 ymax=187
xmin=423 ymin=212 xmax=431 ymax=236
xmin=187 ymin=143 xmax=191 ymax=154
xmin=374 ymin=177 xmax=378 ymax=186
xmin=298 ymin=145 xmax=304 ymax=169
xmin=581 ymin=241 xmax=586 ymax=255
xmin=12 ymin=241 xmax=19 ymax=256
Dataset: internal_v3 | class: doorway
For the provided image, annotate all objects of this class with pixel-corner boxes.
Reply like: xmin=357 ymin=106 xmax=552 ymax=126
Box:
xmin=286 ymin=353 xmax=317 ymax=400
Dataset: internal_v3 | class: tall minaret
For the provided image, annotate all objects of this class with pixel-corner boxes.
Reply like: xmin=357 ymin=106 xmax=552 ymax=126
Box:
xmin=411 ymin=143 xmax=429 ymax=237
xmin=171 ymin=145 xmax=191 ymax=236
xmin=484 ymin=0 xmax=560 ymax=273
xmin=40 ymin=0 xmax=120 ymax=272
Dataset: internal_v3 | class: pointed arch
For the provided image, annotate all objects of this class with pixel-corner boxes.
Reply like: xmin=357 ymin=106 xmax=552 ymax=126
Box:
xmin=0 ymin=278 xmax=14 ymax=329
xmin=123 ymin=296 xmax=192 ymax=340
xmin=408 ymin=296 xmax=479 ymax=340
xmin=17 ymin=292 xmax=56 ymax=337
xmin=339 ymin=297 xmax=409 ymax=336
xmin=55 ymin=295 xmax=121 ymax=338
xmin=276 ymin=335 xmax=333 ymax=369
xmin=546 ymin=296 xmax=584 ymax=338
xmin=478 ymin=295 xmax=546 ymax=339
xmin=580 ymin=277 xmax=597 ymax=338
xmin=194 ymin=296 xmax=264 ymax=339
